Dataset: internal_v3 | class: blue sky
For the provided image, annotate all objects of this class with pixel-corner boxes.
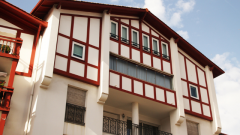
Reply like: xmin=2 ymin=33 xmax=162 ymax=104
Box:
xmin=6 ymin=0 xmax=240 ymax=134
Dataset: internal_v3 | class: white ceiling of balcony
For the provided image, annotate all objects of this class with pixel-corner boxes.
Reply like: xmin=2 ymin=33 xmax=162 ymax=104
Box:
xmin=0 ymin=57 xmax=12 ymax=75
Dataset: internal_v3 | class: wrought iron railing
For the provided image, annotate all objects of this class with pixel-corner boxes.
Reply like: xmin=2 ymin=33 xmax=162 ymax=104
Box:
xmin=0 ymin=86 xmax=13 ymax=111
xmin=121 ymin=37 xmax=129 ymax=44
xmin=143 ymin=46 xmax=151 ymax=52
xmin=110 ymin=33 xmax=119 ymax=40
xmin=132 ymin=42 xmax=140 ymax=48
xmin=152 ymin=50 xmax=160 ymax=56
xmin=0 ymin=35 xmax=22 ymax=56
xmin=162 ymin=54 xmax=170 ymax=60
xmin=65 ymin=103 xmax=85 ymax=125
xmin=103 ymin=116 xmax=172 ymax=135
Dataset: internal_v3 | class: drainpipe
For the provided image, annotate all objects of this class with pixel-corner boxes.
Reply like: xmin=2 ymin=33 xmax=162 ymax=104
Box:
xmin=25 ymin=24 xmax=42 ymax=135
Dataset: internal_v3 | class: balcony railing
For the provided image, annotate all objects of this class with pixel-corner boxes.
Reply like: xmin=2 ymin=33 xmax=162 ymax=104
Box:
xmin=162 ymin=54 xmax=170 ymax=60
xmin=103 ymin=116 xmax=172 ymax=135
xmin=132 ymin=42 xmax=140 ymax=49
xmin=0 ymin=35 xmax=22 ymax=57
xmin=65 ymin=103 xmax=85 ymax=125
xmin=121 ymin=37 xmax=129 ymax=44
xmin=110 ymin=33 xmax=119 ymax=40
xmin=0 ymin=86 xmax=13 ymax=111
xmin=152 ymin=50 xmax=160 ymax=56
xmin=143 ymin=46 xmax=151 ymax=53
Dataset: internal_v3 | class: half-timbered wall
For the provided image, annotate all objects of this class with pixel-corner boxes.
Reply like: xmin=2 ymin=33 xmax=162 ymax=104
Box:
xmin=178 ymin=50 xmax=212 ymax=120
xmin=54 ymin=14 xmax=102 ymax=85
xmin=109 ymin=17 xmax=172 ymax=74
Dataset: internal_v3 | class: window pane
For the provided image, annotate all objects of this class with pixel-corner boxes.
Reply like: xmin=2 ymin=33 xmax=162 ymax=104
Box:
xmin=153 ymin=40 xmax=158 ymax=51
xmin=128 ymin=63 xmax=137 ymax=78
xmin=111 ymin=22 xmax=116 ymax=35
xmin=132 ymin=31 xmax=137 ymax=43
xmin=147 ymin=70 xmax=156 ymax=84
xmin=190 ymin=86 xmax=197 ymax=98
xmin=165 ymin=76 xmax=172 ymax=89
xmin=110 ymin=56 xmax=117 ymax=70
xmin=156 ymin=74 xmax=165 ymax=87
xmin=73 ymin=44 xmax=83 ymax=58
xmin=122 ymin=27 xmax=127 ymax=39
xmin=162 ymin=44 xmax=167 ymax=55
xmin=137 ymin=66 xmax=146 ymax=81
xmin=117 ymin=59 xmax=128 ymax=75
xmin=143 ymin=36 xmax=148 ymax=47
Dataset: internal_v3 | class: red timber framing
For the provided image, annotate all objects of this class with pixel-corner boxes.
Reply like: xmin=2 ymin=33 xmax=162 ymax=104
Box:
xmin=0 ymin=1 xmax=47 ymax=134
xmin=109 ymin=70 xmax=177 ymax=108
xmin=179 ymin=51 xmax=213 ymax=121
xmin=110 ymin=17 xmax=173 ymax=74
xmin=53 ymin=14 xmax=102 ymax=86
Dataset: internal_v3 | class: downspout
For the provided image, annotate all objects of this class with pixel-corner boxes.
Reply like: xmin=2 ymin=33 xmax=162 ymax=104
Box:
xmin=25 ymin=24 xmax=42 ymax=135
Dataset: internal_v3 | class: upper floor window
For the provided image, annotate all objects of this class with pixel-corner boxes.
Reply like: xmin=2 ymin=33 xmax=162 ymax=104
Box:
xmin=162 ymin=42 xmax=169 ymax=60
xmin=187 ymin=121 xmax=199 ymax=135
xmin=65 ymin=87 xmax=86 ymax=125
xmin=121 ymin=25 xmax=129 ymax=44
xmin=72 ymin=42 xmax=85 ymax=61
xmin=143 ymin=34 xmax=150 ymax=52
xmin=132 ymin=30 xmax=139 ymax=48
xmin=111 ymin=21 xmax=118 ymax=39
xmin=189 ymin=84 xmax=199 ymax=99
xmin=110 ymin=55 xmax=172 ymax=90
xmin=152 ymin=39 xmax=160 ymax=56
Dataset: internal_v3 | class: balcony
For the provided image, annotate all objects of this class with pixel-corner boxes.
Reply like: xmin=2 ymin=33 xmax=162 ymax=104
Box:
xmin=0 ymin=35 xmax=22 ymax=59
xmin=102 ymin=116 xmax=172 ymax=135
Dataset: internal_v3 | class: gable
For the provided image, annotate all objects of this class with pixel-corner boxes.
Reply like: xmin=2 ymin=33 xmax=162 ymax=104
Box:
xmin=0 ymin=18 xmax=22 ymax=30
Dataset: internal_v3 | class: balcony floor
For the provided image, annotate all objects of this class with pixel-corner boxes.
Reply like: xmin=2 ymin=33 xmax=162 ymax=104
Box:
xmin=106 ymin=88 xmax=176 ymax=120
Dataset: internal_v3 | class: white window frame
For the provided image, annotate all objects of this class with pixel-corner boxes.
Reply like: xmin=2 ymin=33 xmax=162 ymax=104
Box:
xmin=152 ymin=38 xmax=159 ymax=53
xmin=189 ymin=84 xmax=199 ymax=100
xmin=71 ymin=41 xmax=85 ymax=61
xmin=110 ymin=21 xmax=118 ymax=36
xmin=121 ymin=25 xmax=129 ymax=41
xmin=131 ymin=29 xmax=139 ymax=44
xmin=161 ymin=42 xmax=169 ymax=56
xmin=142 ymin=34 xmax=150 ymax=48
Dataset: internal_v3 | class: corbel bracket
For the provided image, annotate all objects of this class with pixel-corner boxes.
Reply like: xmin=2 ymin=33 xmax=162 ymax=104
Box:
xmin=107 ymin=8 xmax=112 ymax=14
xmin=140 ymin=8 xmax=149 ymax=22
xmin=210 ymin=66 xmax=215 ymax=71
xmin=56 ymin=2 xmax=61 ymax=9
xmin=174 ymin=37 xmax=180 ymax=43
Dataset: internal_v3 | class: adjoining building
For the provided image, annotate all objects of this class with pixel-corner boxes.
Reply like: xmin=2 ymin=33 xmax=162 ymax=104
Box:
xmin=0 ymin=0 xmax=226 ymax=135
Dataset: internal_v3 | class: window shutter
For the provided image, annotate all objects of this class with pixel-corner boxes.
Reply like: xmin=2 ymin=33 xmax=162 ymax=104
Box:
xmin=122 ymin=27 xmax=127 ymax=39
xmin=187 ymin=121 xmax=199 ymax=135
xmin=162 ymin=44 xmax=167 ymax=55
xmin=153 ymin=40 xmax=158 ymax=51
xmin=132 ymin=31 xmax=137 ymax=43
xmin=73 ymin=44 xmax=83 ymax=58
xmin=67 ymin=87 xmax=86 ymax=107
xmin=143 ymin=36 xmax=148 ymax=47
xmin=111 ymin=22 xmax=116 ymax=35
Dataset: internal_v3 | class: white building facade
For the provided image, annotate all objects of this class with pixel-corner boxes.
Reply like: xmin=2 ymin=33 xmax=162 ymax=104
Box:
xmin=0 ymin=0 xmax=225 ymax=135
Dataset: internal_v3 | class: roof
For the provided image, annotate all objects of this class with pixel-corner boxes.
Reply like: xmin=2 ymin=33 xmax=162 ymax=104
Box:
xmin=31 ymin=0 xmax=224 ymax=78
xmin=0 ymin=0 xmax=47 ymax=32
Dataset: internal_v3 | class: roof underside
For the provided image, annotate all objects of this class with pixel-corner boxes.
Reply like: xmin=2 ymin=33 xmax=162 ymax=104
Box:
xmin=31 ymin=0 xmax=224 ymax=78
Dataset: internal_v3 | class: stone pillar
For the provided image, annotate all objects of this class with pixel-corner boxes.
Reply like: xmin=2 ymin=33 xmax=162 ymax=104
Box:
xmin=132 ymin=102 xmax=139 ymax=135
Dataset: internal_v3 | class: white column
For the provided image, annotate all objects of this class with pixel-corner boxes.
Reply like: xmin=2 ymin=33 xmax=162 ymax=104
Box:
xmin=132 ymin=102 xmax=139 ymax=135
xmin=169 ymin=37 xmax=188 ymax=135
xmin=205 ymin=66 xmax=222 ymax=135
xmin=97 ymin=10 xmax=110 ymax=104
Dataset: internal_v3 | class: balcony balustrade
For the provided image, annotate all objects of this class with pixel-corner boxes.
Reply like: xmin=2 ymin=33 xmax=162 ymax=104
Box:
xmin=103 ymin=116 xmax=172 ymax=135
xmin=0 ymin=86 xmax=13 ymax=111
xmin=0 ymin=35 xmax=22 ymax=59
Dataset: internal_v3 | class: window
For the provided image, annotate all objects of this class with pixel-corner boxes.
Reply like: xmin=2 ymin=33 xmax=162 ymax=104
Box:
xmin=189 ymin=84 xmax=199 ymax=99
xmin=162 ymin=42 xmax=169 ymax=60
xmin=110 ymin=21 xmax=118 ymax=39
xmin=121 ymin=25 xmax=129 ymax=43
xmin=152 ymin=39 xmax=159 ymax=56
xmin=187 ymin=121 xmax=199 ymax=135
xmin=143 ymin=35 xmax=149 ymax=52
xmin=110 ymin=56 xmax=172 ymax=89
xmin=71 ymin=42 xmax=85 ymax=60
xmin=65 ymin=87 xmax=86 ymax=125
xmin=132 ymin=30 xmax=139 ymax=48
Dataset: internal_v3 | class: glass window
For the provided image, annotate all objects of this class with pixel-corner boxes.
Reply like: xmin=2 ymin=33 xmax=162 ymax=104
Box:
xmin=143 ymin=36 xmax=148 ymax=47
xmin=132 ymin=31 xmax=138 ymax=43
xmin=128 ymin=63 xmax=137 ymax=78
xmin=162 ymin=43 xmax=167 ymax=55
xmin=73 ymin=44 xmax=83 ymax=58
xmin=110 ymin=56 xmax=117 ymax=70
xmin=147 ymin=70 xmax=156 ymax=84
xmin=122 ymin=27 xmax=127 ymax=39
xmin=190 ymin=85 xmax=198 ymax=99
xmin=137 ymin=66 xmax=146 ymax=81
xmin=116 ymin=59 xmax=128 ymax=75
xmin=153 ymin=40 xmax=158 ymax=52
xmin=111 ymin=22 xmax=117 ymax=35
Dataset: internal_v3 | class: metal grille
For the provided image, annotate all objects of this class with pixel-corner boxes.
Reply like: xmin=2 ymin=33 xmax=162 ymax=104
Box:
xmin=65 ymin=103 xmax=85 ymax=125
xmin=187 ymin=121 xmax=199 ymax=135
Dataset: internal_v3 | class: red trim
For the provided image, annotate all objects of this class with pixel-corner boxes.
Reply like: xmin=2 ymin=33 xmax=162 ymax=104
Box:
xmin=110 ymin=70 xmax=177 ymax=108
xmin=185 ymin=109 xmax=212 ymax=121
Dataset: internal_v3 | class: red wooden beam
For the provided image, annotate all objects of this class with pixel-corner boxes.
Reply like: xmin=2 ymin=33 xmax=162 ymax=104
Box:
xmin=175 ymin=37 xmax=180 ymax=43
xmin=140 ymin=8 xmax=149 ymax=22
xmin=209 ymin=66 xmax=215 ymax=71
xmin=107 ymin=8 xmax=112 ymax=14
xmin=56 ymin=2 xmax=61 ymax=9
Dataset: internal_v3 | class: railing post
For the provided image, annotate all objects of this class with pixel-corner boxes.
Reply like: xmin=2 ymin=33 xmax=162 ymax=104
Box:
xmin=15 ymin=38 xmax=22 ymax=56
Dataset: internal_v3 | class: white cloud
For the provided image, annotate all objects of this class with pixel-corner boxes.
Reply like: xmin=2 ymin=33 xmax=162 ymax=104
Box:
xmin=110 ymin=0 xmax=119 ymax=2
xmin=143 ymin=0 xmax=195 ymax=28
xmin=212 ymin=53 xmax=240 ymax=135
xmin=177 ymin=30 xmax=189 ymax=39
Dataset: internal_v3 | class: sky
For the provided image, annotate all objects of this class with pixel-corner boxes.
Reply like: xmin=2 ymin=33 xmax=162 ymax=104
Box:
xmin=6 ymin=0 xmax=240 ymax=134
